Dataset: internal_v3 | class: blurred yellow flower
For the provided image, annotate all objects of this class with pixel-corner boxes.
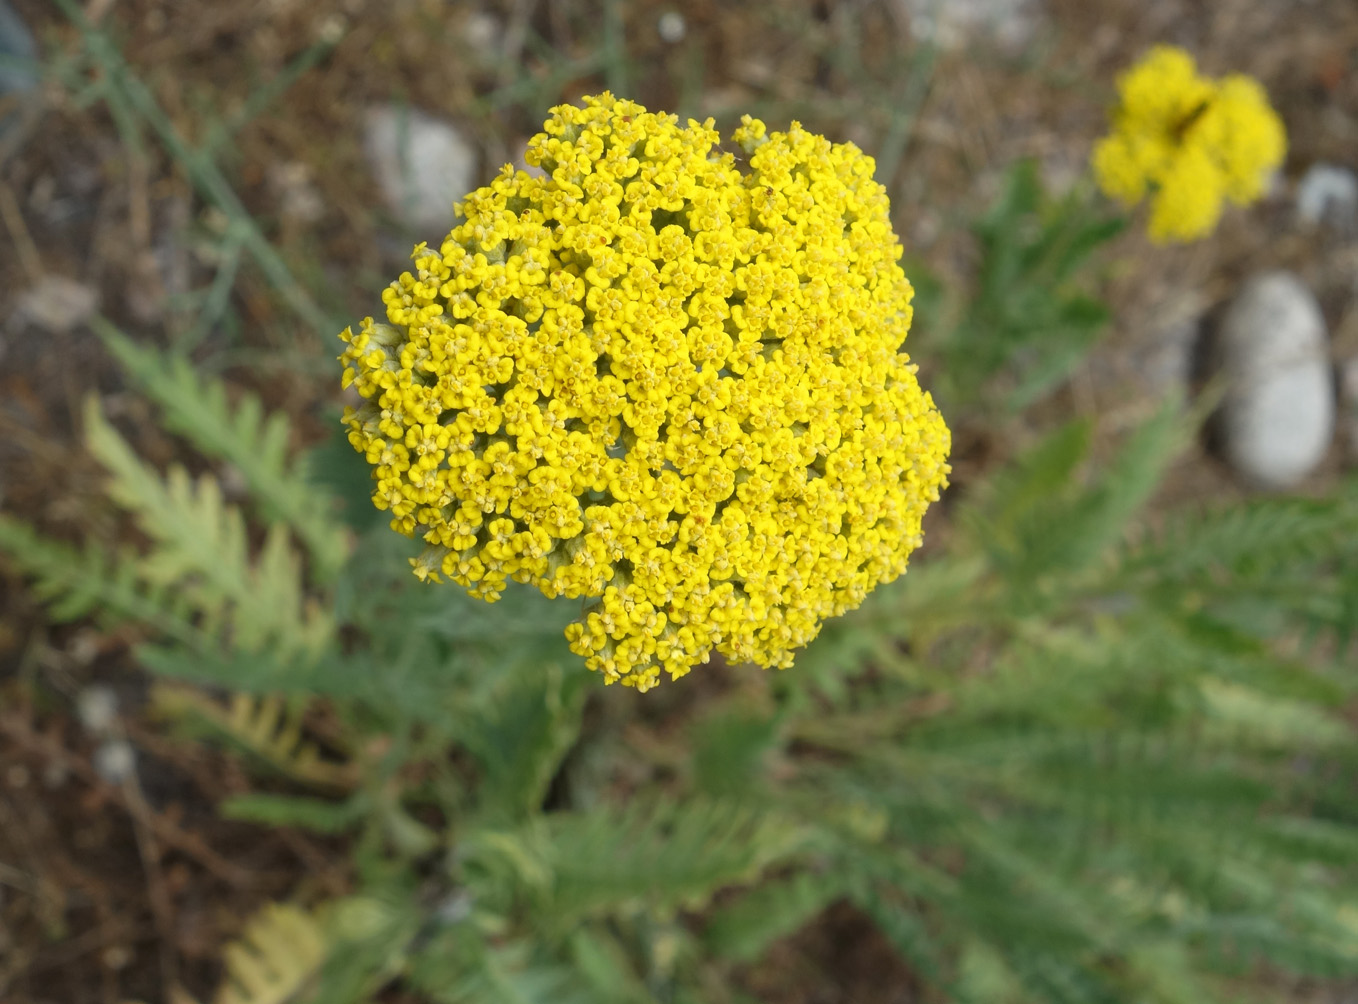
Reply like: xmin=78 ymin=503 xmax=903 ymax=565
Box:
xmin=1093 ymin=46 xmax=1286 ymax=243
xmin=340 ymin=93 xmax=950 ymax=690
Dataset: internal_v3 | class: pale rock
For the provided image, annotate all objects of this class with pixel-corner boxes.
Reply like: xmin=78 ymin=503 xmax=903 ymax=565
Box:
xmin=897 ymin=0 xmax=1041 ymax=51
xmin=657 ymin=11 xmax=687 ymax=44
xmin=1216 ymin=272 xmax=1333 ymax=488
xmin=15 ymin=276 xmax=99 ymax=334
xmin=364 ymin=105 xmax=478 ymax=236
xmin=93 ymin=740 xmax=137 ymax=785
xmin=462 ymin=11 xmax=502 ymax=52
xmin=1296 ymin=163 xmax=1357 ymax=234
xmin=76 ymin=685 xmax=119 ymax=736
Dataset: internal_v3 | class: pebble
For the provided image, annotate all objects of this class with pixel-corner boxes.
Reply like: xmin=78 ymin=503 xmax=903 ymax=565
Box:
xmin=657 ymin=11 xmax=687 ymax=44
xmin=14 ymin=276 xmax=99 ymax=335
xmin=93 ymin=739 xmax=137 ymax=785
xmin=897 ymin=0 xmax=1040 ymax=51
xmin=462 ymin=11 xmax=502 ymax=52
xmin=363 ymin=105 xmax=478 ymax=237
xmin=1296 ymin=163 xmax=1357 ymax=234
xmin=76 ymin=685 xmax=119 ymax=736
xmin=1215 ymin=271 xmax=1333 ymax=488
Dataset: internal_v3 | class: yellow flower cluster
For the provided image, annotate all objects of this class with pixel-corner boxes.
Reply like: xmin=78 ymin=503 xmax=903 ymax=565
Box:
xmin=1093 ymin=46 xmax=1286 ymax=243
xmin=339 ymin=93 xmax=950 ymax=690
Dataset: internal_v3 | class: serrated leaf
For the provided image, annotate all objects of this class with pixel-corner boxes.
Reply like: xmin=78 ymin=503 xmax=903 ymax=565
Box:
xmin=567 ymin=928 xmax=650 ymax=1003
xmin=1198 ymin=678 xmax=1351 ymax=751
xmin=84 ymin=396 xmax=334 ymax=663
xmin=213 ymin=902 xmax=328 ymax=1004
xmin=542 ymin=799 xmax=809 ymax=923
xmin=150 ymin=682 xmax=357 ymax=789
xmin=94 ymin=318 xmax=350 ymax=581
xmin=690 ymin=702 xmax=780 ymax=798
xmin=703 ymin=870 xmax=845 ymax=962
xmin=458 ymin=660 xmax=587 ymax=822
xmin=0 ymin=514 xmax=205 ymax=647
xmin=408 ymin=932 xmax=594 ymax=1004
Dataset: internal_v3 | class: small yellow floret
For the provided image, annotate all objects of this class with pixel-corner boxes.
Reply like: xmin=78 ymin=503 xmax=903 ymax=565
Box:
xmin=1093 ymin=46 xmax=1286 ymax=243
xmin=339 ymin=93 xmax=951 ymax=690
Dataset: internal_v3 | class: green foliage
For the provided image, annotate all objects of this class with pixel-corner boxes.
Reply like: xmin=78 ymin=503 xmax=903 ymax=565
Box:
xmin=9 ymin=313 xmax=1356 ymax=1003
xmin=703 ymin=871 xmax=847 ymax=963
xmin=221 ymin=791 xmax=368 ymax=834
xmin=151 ymin=683 xmax=358 ymax=789
xmin=689 ymin=701 xmax=782 ymax=799
xmin=923 ymin=160 xmax=1125 ymax=411
xmin=537 ymin=798 xmax=807 ymax=923
xmin=84 ymin=395 xmax=335 ymax=662
xmin=0 ymin=514 xmax=204 ymax=646
xmin=94 ymin=319 xmax=350 ymax=581
xmin=788 ymin=415 xmax=1358 ymax=1002
xmin=208 ymin=902 xmax=330 ymax=1004
xmin=455 ymin=661 xmax=587 ymax=824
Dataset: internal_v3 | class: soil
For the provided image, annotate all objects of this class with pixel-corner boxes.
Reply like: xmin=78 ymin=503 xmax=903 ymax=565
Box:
xmin=1 ymin=0 xmax=1356 ymax=1002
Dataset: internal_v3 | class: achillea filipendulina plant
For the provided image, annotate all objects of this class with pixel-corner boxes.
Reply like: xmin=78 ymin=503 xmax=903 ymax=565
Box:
xmin=340 ymin=93 xmax=951 ymax=691
xmin=1093 ymin=45 xmax=1286 ymax=243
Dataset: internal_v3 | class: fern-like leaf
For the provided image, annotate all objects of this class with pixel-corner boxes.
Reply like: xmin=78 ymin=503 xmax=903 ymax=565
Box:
xmin=542 ymin=799 xmax=809 ymax=923
xmin=703 ymin=870 xmax=846 ymax=962
xmin=95 ymin=319 xmax=350 ymax=581
xmin=213 ymin=902 xmax=328 ymax=1004
xmin=150 ymin=682 xmax=357 ymax=789
xmin=0 ymin=515 xmax=205 ymax=647
xmin=457 ymin=660 xmax=587 ymax=823
xmin=995 ymin=404 xmax=1188 ymax=587
xmin=85 ymin=396 xmax=334 ymax=662
xmin=407 ymin=929 xmax=595 ymax=1004
xmin=1121 ymin=489 xmax=1358 ymax=582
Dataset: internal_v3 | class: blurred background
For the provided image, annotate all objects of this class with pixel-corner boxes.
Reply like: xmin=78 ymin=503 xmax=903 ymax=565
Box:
xmin=2 ymin=1 xmax=1358 ymax=1003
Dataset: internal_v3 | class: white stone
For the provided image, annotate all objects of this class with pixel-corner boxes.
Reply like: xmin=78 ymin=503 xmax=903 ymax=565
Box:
xmin=657 ymin=11 xmax=687 ymax=44
xmin=1296 ymin=163 xmax=1357 ymax=233
xmin=14 ymin=276 xmax=98 ymax=334
xmin=93 ymin=740 xmax=136 ymax=785
xmin=364 ymin=105 xmax=478 ymax=236
xmin=462 ymin=11 xmax=502 ymax=52
xmin=896 ymin=0 xmax=1040 ymax=51
xmin=1216 ymin=272 xmax=1333 ymax=488
xmin=76 ymin=685 xmax=119 ymax=736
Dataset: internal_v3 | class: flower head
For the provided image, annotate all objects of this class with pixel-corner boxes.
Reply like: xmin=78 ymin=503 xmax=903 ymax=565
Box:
xmin=340 ymin=93 xmax=950 ymax=690
xmin=1093 ymin=46 xmax=1286 ymax=243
